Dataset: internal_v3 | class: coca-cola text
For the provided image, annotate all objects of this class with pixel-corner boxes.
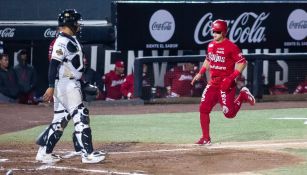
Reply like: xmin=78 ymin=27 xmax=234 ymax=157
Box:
xmin=0 ymin=28 xmax=15 ymax=38
xmin=44 ymin=28 xmax=57 ymax=38
xmin=152 ymin=22 xmax=172 ymax=31
xmin=194 ymin=12 xmax=270 ymax=44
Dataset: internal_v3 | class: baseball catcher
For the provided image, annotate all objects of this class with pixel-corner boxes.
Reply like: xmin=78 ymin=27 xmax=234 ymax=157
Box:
xmin=35 ymin=9 xmax=105 ymax=164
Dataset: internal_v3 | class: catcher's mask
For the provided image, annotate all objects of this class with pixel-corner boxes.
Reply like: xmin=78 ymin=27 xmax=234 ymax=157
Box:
xmin=58 ymin=9 xmax=82 ymax=35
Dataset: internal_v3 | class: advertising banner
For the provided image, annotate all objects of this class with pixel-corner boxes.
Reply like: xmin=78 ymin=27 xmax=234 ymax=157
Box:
xmin=116 ymin=2 xmax=307 ymax=52
xmin=0 ymin=23 xmax=114 ymax=44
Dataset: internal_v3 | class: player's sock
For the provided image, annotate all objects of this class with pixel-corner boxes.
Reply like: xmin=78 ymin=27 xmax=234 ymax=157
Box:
xmin=200 ymin=112 xmax=210 ymax=141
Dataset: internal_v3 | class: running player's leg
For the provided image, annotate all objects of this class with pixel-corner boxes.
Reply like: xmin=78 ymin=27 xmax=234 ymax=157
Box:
xmin=235 ymin=87 xmax=256 ymax=106
xmin=196 ymin=84 xmax=219 ymax=145
xmin=219 ymin=87 xmax=241 ymax=118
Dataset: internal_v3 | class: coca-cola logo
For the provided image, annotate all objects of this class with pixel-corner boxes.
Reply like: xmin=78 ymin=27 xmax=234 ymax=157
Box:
xmin=287 ymin=9 xmax=307 ymax=41
xmin=149 ymin=9 xmax=175 ymax=43
xmin=0 ymin=28 xmax=15 ymax=38
xmin=44 ymin=28 xmax=57 ymax=38
xmin=194 ymin=12 xmax=269 ymax=44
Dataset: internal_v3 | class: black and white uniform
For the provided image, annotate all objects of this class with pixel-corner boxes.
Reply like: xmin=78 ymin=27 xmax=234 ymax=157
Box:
xmin=36 ymin=32 xmax=94 ymax=155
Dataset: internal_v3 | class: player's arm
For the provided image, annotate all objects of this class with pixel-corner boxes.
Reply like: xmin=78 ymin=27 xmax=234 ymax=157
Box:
xmin=220 ymin=47 xmax=247 ymax=91
xmin=234 ymin=61 xmax=247 ymax=73
xmin=43 ymin=59 xmax=61 ymax=102
xmin=191 ymin=59 xmax=209 ymax=85
xmin=43 ymin=39 xmax=66 ymax=102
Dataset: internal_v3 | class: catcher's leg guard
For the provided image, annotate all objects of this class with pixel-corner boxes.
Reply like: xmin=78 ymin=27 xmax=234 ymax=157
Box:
xmin=36 ymin=110 xmax=70 ymax=153
xmin=72 ymin=104 xmax=94 ymax=154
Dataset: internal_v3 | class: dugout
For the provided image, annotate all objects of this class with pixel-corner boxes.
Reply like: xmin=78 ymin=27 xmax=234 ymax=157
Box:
xmin=134 ymin=53 xmax=307 ymax=101
xmin=0 ymin=0 xmax=115 ymax=96
xmin=0 ymin=21 xmax=114 ymax=96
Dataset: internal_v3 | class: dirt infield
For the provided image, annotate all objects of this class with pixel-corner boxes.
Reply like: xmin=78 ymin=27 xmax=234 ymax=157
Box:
xmin=0 ymin=101 xmax=307 ymax=174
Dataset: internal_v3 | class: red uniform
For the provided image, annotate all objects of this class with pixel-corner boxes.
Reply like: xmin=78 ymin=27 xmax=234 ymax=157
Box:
xmin=164 ymin=65 xmax=196 ymax=97
xmin=102 ymin=71 xmax=125 ymax=100
xmin=48 ymin=38 xmax=56 ymax=61
xmin=121 ymin=74 xmax=134 ymax=99
xmin=293 ymin=82 xmax=307 ymax=94
xmin=199 ymin=38 xmax=247 ymax=142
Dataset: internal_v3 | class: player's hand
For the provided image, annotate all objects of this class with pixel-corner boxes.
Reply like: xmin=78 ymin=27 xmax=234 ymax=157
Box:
xmin=43 ymin=87 xmax=54 ymax=102
xmin=191 ymin=73 xmax=202 ymax=85
xmin=220 ymin=77 xmax=233 ymax=92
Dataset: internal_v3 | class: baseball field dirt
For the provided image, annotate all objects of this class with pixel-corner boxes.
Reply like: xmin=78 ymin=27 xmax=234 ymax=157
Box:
xmin=0 ymin=101 xmax=307 ymax=175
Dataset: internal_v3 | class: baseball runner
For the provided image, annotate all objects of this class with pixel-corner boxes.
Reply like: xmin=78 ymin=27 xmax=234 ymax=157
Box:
xmin=191 ymin=19 xmax=256 ymax=145
xmin=35 ymin=9 xmax=105 ymax=164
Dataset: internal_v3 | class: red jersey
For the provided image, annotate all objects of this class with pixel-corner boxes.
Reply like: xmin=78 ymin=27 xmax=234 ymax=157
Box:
xmin=102 ymin=71 xmax=125 ymax=100
xmin=164 ymin=65 xmax=196 ymax=97
xmin=207 ymin=38 xmax=246 ymax=84
xmin=293 ymin=81 xmax=307 ymax=94
xmin=48 ymin=38 xmax=56 ymax=61
xmin=121 ymin=74 xmax=134 ymax=98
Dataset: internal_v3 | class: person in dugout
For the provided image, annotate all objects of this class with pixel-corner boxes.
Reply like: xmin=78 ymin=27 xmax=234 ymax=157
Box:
xmin=121 ymin=64 xmax=152 ymax=100
xmin=164 ymin=62 xmax=206 ymax=97
xmin=293 ymin=75 xmax=307 ymax=94
xmin=102 ymin=60 xmax=126 ymax=101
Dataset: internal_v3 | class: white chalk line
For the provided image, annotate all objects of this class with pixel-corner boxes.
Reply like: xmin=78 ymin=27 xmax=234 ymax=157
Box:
xmin=0 ymin=158 xmax=8 ymax=162
xmin=2 ymin=141 xmax=307 ymax=156
xmin=1 ymin=164 xmax=147 ymax=175
xmin=271 ymin=117 xmax=307 ymax=120
xmin=36 ymin=165 xmax=147 ymax=175
xmin=108 ymin=141 xmax=307 ymax=155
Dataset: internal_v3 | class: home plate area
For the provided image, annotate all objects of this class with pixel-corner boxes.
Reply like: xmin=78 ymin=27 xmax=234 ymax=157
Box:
xmin=0 ymin=141 xmax=303 ymax=175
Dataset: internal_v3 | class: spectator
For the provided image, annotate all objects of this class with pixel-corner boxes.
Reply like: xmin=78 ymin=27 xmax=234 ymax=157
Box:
xmin=293 ymin=75 xmax=307 ymax=94
xmin=102 ymin=60 xmax=126 ymax=101
xmin=0 ymin=53 xmax=19 ymax=103
xmin=164 ymin=63 xmax=202 ymax=97
xmin=121 ymin=73 xmax=134 ymax=99
xmin=121 ymin=64 xmax=152 ymax=100
xmin=81 ymin=56 xmax=104 ymax=101
xmin=14 ymin=49 xmax=38 ymax=104
xmin=269 ymin=84 xmax=289 ymax=95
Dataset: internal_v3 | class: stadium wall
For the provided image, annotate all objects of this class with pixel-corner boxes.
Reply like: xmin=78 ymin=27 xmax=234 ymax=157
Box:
xmin=0 ymin=1 xmax=306 ymax=98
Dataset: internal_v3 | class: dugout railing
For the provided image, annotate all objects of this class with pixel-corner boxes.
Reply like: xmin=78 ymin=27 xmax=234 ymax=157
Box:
xmin=134 ymin=53 xmax=307 ymax=100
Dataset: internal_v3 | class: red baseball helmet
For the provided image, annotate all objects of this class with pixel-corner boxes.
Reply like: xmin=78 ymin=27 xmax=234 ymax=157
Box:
xmin=211 ymin=19 xmax=227 ymax=35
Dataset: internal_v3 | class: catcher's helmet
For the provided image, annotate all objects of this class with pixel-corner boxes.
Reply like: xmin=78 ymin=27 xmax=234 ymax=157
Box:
xmin=58 ymin=9 xmax=81 ymax=33
xmin=211 ymin=19 xmax=227 ymax=35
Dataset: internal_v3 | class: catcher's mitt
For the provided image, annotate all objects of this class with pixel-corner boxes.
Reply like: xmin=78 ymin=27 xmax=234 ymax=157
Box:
xmin=83 ymin=84 xmax=98 ymax=96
